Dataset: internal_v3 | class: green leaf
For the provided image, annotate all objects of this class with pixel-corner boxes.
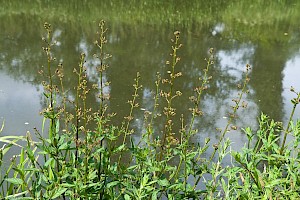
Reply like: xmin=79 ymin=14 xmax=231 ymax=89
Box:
xmin=0 ymin=136 xmax=24 ymax=147
xmin=152 ymin=191 xmax=158 ymax=200
xmin=221 ymin=178 xmax=228 ymax=191
xmin=51 ymin=187 xmax=68 ymax=199
xmin=186 ymin=151 xmax=197 ymax=160
xmin=5 ymin=178 xmax=23 ymax=185
xmin=158 ymin=179 xmax=169 ymax=187
xmin=4 ymin=191 xmax=32 ymax=199
xmin=107 ymin=181 xmax=119 ymax=188
xmin=48 ymin=164 xmax=55 ymax=181
xmin=114 ymin=144 xmax=126 ymax=153
xmin=61 ymin=183 xmax=75 ymax=188
xmin=44 ymin=157 xmax=54 ymax=168
xmin=20 ymin=148 xmax=25 ymax=164
xmin=142 ymin=174 xmax=149 ymax=185
xmin=167 ymin=194 xmax=174 ymax=200
xmin=124 ymin=194 xmax=131 ymax=200
xmin=42 ymin=117 xmax=46 ymax=134
xmin=26 ymin=146 xmax=35 ymax=163
xmin=55 ymin=120 xmax=60 ymax=133
xmin=1 ymin=143 xmax=13 ymax=155
xmin=58 ymin=142 xmax=69 ymax=150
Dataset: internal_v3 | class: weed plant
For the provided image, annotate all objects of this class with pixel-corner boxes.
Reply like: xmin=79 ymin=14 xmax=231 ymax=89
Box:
xmin=0 ymin=21 xmax=300 ymax=199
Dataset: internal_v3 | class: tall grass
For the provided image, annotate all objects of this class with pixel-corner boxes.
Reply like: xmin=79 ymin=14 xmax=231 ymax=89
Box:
xmin=1 ymin=1 xmax=300 ymax=30
xmin=0 ymin=21 xmax=300 ymax=199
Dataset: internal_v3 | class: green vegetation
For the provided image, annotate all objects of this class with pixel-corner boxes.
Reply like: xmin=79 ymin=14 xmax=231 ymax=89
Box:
xmin=1 ymin=0 xmax=300 ymax=36
xmin=0 ymin=21 xmax=300 ymax=199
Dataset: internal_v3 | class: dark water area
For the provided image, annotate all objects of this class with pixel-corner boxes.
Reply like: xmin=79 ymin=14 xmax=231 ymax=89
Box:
xmin=1 ymin=2 xmax=300 ymax=159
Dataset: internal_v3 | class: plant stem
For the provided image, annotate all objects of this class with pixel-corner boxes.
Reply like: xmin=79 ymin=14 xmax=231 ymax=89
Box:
xmin=280 ymin=91 xmax=300 ymax=154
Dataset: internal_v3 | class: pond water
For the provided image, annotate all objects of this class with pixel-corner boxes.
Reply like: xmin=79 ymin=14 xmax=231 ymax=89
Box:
xmin=0 ymin=2 xmax=300 ymax=158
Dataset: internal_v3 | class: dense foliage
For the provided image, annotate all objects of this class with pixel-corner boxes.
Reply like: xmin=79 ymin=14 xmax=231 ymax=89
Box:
xmin=0 ymin=21 xmax=300 ymax=199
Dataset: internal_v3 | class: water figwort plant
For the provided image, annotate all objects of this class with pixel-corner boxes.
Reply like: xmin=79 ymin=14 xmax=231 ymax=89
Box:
xmin=0 ymin=21 xmax=299 ymax=200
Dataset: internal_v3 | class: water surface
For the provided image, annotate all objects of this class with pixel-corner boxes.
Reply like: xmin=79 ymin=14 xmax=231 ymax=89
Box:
xmin=1 ymin=1 xmax=300 ymax=156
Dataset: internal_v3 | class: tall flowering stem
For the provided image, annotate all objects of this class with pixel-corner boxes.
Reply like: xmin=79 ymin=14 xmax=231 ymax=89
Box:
xmin=159 ymin=31 xmax=183 ymax=160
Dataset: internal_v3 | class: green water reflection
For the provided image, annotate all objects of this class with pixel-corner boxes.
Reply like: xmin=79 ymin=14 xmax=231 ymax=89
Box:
xmin=0 ymin=1 xmax=300 ymax=153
